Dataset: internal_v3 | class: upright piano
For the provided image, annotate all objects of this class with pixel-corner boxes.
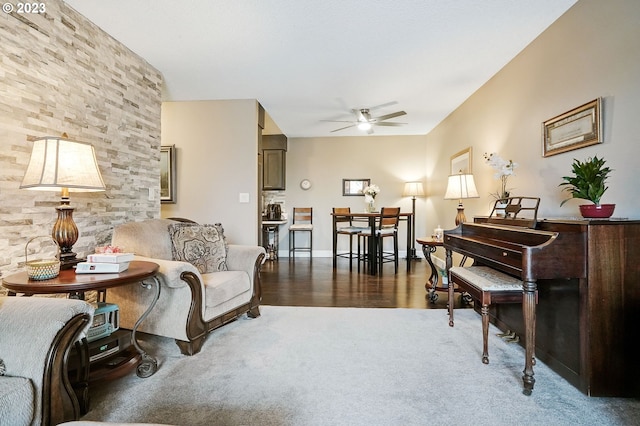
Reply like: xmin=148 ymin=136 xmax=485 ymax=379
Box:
xmin=444 ymin=218 xmax=640 ymax=397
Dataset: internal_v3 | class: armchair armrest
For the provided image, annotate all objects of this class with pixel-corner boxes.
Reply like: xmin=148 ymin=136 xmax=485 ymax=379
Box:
xmin=226 ymin=245 xmax=266 ymax=278
xmin=133 ymin=255 xmax=202 ymax=289
xmin=0 ymin=297 xmax=93 ymax=425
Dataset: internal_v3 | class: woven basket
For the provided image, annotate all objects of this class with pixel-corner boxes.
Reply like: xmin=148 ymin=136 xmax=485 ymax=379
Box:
xmin=25 ymin=236 xmax=61 ymax=280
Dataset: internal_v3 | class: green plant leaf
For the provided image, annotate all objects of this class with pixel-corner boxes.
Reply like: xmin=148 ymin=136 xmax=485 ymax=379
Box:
xmin=559 ymin=156 xmax=612 ymax=206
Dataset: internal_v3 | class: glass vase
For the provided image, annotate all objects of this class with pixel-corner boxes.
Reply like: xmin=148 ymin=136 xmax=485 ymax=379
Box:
xmin=366 ymin=200 xmax=376 ymax=213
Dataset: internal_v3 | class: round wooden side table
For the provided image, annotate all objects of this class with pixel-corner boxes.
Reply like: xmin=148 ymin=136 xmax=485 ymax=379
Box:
xmin=416 ymin=237 xmax=445 ymax=302
xmin=2 ymin=260 xmax=161 ymax=379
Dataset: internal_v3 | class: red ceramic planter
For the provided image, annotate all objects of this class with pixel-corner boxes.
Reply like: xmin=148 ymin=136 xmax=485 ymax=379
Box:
xmin=579 ymin=203 xmax=616 ymax=218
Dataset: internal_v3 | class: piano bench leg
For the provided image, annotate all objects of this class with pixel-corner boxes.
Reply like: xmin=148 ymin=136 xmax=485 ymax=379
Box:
xmin=481 ymin=304 xmax=489 ymax=364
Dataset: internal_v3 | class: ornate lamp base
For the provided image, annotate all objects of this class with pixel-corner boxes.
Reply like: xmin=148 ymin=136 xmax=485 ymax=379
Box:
xmin=53 ymin=203 xmax=81 ymax=269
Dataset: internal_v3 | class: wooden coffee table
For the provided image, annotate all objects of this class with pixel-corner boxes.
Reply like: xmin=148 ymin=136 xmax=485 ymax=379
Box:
xmin=2 ymin=260 xmax=161 ymax=379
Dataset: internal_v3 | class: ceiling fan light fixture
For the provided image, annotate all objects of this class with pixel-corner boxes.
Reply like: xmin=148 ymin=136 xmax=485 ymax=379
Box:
xmin=357 ymin=122 xmax=372 ymax=131
xmin=325 ymin=103 xmax=407 ymax=134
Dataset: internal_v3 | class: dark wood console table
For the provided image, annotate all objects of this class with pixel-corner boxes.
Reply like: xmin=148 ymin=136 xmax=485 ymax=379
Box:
xmin=2 ymin=260 xmax=161 ymax=380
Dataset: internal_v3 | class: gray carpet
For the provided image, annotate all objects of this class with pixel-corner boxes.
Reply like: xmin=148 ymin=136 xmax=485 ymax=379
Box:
xmin=79 ymin=306 xmax=640 ymax=425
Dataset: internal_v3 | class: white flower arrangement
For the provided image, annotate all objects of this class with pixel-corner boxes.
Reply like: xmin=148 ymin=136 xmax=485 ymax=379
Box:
xmin=363 ymin=184 xmax=380 ymax=203
xmin=483 ymin=152 xmax=518 ymax=199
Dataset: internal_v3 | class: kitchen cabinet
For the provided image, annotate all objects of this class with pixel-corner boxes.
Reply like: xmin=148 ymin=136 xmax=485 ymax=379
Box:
xmin=262 ymin=135 xmax=287 ymax=190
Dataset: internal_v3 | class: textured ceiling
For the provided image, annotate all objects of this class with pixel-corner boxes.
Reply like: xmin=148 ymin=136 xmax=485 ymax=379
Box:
xmin=65 ymin=0 xmax=577 ymax=137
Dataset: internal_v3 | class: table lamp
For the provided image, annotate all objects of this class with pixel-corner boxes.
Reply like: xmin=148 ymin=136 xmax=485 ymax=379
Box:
xmin=402 ymin=181 xmax=425 ymax=261
xmin=444 ymin=173 xmax=479 ymax=225
xmin=20 ymin=135 xmax=106 ymax=268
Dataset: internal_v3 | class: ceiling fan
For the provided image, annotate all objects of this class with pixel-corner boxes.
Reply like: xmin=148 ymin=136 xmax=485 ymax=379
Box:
xmin=323 ymin=104 xmax=407 ymax=134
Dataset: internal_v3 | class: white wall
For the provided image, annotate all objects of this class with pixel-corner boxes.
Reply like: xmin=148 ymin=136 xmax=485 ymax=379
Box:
xmin=160 ymin=100 xmax=261 ymax=245
xmin=425 ymin=0 xmax=640 ymax=235
xmin=283 ymin=135 xmax=428 ymax=257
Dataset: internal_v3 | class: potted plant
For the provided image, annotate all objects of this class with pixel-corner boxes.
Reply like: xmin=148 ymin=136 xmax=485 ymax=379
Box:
xmin=559 ymin=155 xmax=615 ymax=218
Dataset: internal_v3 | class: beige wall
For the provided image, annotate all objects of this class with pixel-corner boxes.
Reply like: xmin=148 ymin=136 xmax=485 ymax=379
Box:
xmin=0 ymin=0 xmax=162 ymax=288
xmin=273 ymin=0 xmax=640 ymax=258
xmin=283 ymin=135 xmax=428 ymax=256
xmin=160 ymin=100 xmax=261 ymax=245
xmin=425 ymin=0 xmax=640 ymax=235
xmin=4 ymin=0 xmax=628 ymax=280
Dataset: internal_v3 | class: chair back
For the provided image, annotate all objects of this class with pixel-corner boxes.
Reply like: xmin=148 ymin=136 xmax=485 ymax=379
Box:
xmin=293 ymin=207 xmax=313 ymax=225
xmin=333 ymin=207 xmax=353 ymax=227
xmin=378 ymin=207 xmax=400 ymax=231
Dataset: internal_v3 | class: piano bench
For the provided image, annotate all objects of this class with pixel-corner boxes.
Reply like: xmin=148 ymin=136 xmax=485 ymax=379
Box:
xmin=449 ymin=266 xmax=525 ymax=365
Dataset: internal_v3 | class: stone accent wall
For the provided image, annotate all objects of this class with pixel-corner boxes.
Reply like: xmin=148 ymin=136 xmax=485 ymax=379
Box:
xmin=0 ymin=0 xmax=163 ymax=293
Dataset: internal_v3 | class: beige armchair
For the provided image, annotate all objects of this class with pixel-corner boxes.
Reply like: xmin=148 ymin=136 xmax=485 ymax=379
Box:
xmin=0 ymin=297 xmax=93 ymax=426
xmin=107 ymin=219 xmax=265 ymax=356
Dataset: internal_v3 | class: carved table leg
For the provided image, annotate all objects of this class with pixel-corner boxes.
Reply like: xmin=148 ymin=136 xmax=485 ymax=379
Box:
xmin=446 ymin=249 xmax=455 ymax=327
xmin=421 ymin=244 xmax=439 ymax=302
xmin=132 ymin=276 xmax=161 ymax=378
xmin=522 ymin=279 xmax=537 ymax=395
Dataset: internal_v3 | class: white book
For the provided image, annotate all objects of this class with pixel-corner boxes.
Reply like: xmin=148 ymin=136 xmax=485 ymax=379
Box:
xmin=76 ymin=262 xmax=130 ymax=274
xmin=86 ymin=253 xmax=134 ymax=263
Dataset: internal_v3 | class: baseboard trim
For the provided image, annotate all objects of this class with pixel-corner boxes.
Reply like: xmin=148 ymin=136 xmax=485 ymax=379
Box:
xmin=278 ymin=250 xmax=421 ymax=259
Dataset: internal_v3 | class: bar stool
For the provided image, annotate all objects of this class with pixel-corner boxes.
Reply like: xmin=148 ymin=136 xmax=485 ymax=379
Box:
xmin=289 ymin=207 xmax=313 ymax=258
xmin=357 ymin=207 xmax=400 ymax=274
xmin=332 ymin=207 xmax=366 ymax=270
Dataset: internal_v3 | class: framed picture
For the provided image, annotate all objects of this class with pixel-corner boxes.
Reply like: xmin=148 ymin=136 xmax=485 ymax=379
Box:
xmin=160 ymin=145 xmax=176 ymax=203
xmin=342 ymin=178 xmax=370 ymax=196
xmin=543 ymin=98 xmax=602 ymax=157
xmin=450 ymin=147 xmax=472 ymax=174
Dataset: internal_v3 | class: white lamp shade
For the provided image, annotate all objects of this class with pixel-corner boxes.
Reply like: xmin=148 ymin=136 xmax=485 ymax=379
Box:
xmin=402 ymin=181 xmax=425 ymax=197
xmin=444 ymin=174 xmax=479 ymax=199
xmin=20 ymin=137 xmax=105 ymax=192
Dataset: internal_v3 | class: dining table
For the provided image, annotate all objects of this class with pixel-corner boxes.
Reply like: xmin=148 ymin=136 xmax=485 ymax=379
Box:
xmin=331 ymin=211 xmax=413 ymax=275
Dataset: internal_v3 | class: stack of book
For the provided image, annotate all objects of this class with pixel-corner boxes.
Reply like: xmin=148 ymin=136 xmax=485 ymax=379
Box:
xmin=76 ymin=252 xmax=134 ymax=274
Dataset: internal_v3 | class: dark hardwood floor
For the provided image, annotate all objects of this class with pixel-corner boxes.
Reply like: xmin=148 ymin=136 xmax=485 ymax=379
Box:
xmin=260 ymin=256 xmax=469 ymax=310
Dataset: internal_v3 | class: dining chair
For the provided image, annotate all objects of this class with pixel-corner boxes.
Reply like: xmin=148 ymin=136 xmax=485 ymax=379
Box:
xmin=289 ymin=207 xmax=313 ymax=258
xmin=332 ymin=207 xmax=367 ymax=270
xmin=357 ymin=206 xmax=400 ymax=274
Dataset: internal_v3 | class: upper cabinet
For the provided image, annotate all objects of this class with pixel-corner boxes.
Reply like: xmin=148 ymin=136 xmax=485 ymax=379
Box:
xmin=262 ymin=134 xmax=287 ymax=190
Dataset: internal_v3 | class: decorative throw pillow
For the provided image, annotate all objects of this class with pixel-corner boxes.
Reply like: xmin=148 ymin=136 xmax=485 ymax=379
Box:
xmin=0 ymin=358 xmax=5 ymax=376
xmin=169 ymin=223 xmax=228 ymax=273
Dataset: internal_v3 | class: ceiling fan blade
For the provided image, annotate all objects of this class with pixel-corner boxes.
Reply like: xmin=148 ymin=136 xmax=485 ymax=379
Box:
xmin=374 ymin=122 xmax=407 ymax=127
xmin=367 ymin=101 xmax=398 ymax=111
xmin=331 ymin=124 xmax=357 ymax=132
xmin=373 ymin=111 xmax=407 ymax=122
xmin=321 ymin=119 xmax=357 ymax=123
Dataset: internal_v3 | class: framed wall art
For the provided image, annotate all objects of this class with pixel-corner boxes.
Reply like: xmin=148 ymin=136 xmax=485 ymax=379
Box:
xmin=342 ymin=178 xmax=370 ymax=196
xmin=542 ymin=98 xmax=602 ymax=157
xmin=160 ymin=145 xmax=176 ymax=203
xmin=450 ymin=147 xmax=472 ymax=174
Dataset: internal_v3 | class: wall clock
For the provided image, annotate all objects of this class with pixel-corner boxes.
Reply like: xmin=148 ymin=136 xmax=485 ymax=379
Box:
xmin=300 ymin=179 xmax=312 ymax=190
